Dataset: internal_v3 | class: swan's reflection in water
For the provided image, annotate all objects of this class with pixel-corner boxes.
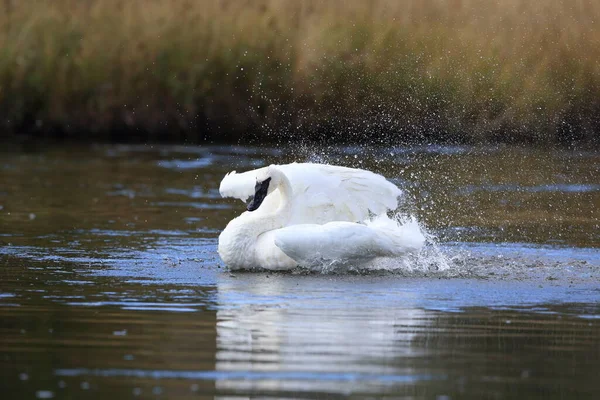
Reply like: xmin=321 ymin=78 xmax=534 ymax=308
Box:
xmin=214 ymin=274 xmax=436 ymax=396
xmin=213 ymin=274 xmax=600 ymax=398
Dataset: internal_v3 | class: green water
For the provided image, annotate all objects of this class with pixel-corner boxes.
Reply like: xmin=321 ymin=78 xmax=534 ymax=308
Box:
xmin=1 ymin=144 xmax=599 ymax=399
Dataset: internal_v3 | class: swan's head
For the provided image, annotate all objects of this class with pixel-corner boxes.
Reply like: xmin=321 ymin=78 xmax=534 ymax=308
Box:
xmin=246 ymin=165 xmax=281 ymax=212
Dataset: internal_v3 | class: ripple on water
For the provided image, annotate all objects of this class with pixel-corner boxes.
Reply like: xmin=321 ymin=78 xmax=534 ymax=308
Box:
xmin=157 ymin=158 xmax=214 ymax=170
xmin=458 ymin=183 xmax=600 ymax=194
xmin=150 ymin=201 xmax=230 ymax=210
xmin=164 ymin=187 xmax=222 ymax=199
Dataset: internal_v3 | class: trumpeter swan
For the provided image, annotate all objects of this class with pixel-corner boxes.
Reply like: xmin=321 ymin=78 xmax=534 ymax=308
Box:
xmin=218 ymin=163 xmax=424 ymax=270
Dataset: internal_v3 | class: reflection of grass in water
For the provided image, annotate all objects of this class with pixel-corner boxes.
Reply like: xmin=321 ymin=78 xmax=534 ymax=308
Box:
xmin=1 ymin=0 xmax=599 ymax=143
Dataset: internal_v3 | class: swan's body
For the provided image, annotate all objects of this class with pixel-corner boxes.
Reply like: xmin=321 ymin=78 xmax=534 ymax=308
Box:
xmin=218 ymin=163 xmax=424 ymax=270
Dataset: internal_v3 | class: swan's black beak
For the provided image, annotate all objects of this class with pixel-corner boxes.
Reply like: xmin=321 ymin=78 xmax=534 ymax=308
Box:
xmin=247 ymin=177 xmax=271 ymax=211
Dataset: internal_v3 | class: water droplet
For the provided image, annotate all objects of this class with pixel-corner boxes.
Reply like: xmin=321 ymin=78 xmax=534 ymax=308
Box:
xmin=35 ymin=391 xmax=54 ymax=399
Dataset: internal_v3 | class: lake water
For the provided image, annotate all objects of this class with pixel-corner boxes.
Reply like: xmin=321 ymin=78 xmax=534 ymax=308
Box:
xmin=1 ymin=144 xmax=599 ymax=399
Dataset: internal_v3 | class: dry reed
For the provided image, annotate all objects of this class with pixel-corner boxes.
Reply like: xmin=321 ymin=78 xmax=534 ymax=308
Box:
xmin=0 ymin=0 xmax=599 ymax=144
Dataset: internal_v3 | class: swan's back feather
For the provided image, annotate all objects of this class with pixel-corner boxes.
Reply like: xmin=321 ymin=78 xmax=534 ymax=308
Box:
xmin=280 ymin=163 xmax=402 ymax=224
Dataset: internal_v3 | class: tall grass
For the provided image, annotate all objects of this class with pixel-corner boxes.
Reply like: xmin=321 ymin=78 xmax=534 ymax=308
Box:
xmin=1 ymin=0 xmax=599 ymax=144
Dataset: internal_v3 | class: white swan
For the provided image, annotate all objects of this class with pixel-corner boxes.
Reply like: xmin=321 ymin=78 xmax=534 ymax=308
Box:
xmin=218 ymin=163 xmax=425 ymax=270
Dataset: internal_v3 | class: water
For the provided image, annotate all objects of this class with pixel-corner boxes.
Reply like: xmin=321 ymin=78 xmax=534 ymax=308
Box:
xmin=1 ymin=144 xmax=599 ymax=399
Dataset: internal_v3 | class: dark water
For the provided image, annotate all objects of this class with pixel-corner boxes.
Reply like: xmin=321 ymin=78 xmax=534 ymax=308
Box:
xmin=1 ymin=144 xmax=599 ymax=399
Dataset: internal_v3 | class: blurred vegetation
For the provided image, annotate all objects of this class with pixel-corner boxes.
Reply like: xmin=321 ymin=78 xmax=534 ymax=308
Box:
xmin=0 ymin=0 xmax=599 ymax=144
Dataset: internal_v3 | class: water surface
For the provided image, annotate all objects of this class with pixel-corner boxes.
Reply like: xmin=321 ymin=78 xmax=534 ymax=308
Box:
xmin=1 ymin=144 xmax=599 ymax=399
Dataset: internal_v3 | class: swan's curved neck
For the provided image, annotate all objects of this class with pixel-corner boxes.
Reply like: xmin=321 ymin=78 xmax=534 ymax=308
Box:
xmin=249 ymin=169 xmax=293 ymax=233
xmin=218 ymin=168 xmax=294 ymax=268
xmin=220 ymin=168 xmax=293 ymax=244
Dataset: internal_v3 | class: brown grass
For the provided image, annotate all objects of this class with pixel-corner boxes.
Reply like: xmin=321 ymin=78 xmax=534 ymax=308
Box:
xmin=1 ymin=0 xmax=599 ymax=144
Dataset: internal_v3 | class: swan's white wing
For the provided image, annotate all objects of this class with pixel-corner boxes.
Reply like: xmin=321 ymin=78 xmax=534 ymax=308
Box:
xmin=274 ymin=222 xmax=388 ymax=267
xmin=219 ymin=163 xmax=402 ymax=224
xmin=273 ymin=217 xmax=423 ymax=268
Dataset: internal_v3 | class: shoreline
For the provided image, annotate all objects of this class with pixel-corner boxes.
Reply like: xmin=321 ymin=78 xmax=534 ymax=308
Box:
xmin=2 ymin=128 xmax=597 ymax=148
